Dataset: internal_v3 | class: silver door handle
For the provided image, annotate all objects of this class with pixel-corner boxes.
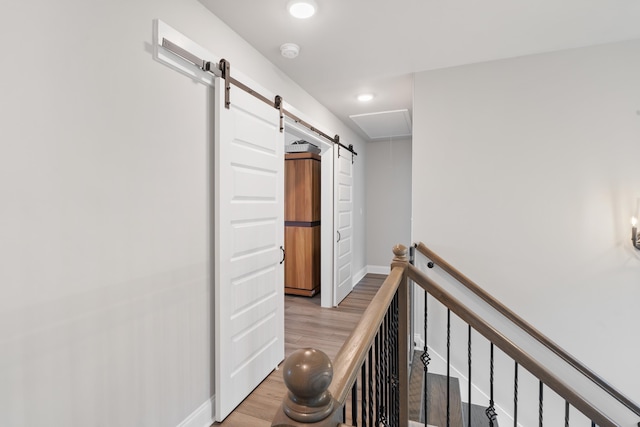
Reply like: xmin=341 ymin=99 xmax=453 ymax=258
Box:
xmin=280 ymin=246 xmax=285 ymax=264
xmin=336 ymin=231 xmax=341 ymax=242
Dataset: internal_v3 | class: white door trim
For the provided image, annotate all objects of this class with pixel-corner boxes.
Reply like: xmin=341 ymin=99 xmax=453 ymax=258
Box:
xmin=283 ymin=118 xmax=335 ymax=307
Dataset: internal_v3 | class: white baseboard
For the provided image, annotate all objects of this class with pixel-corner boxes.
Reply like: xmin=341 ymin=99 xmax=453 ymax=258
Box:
xmin=414 ymin=333 xmax=424 ymax=350
xmin=367 ymin=265 xmax=390 ymax=275
xmin=353 ymin=266 xmax=368 ymax=287
xmin=176 ymin=395 xmax=215 ymax=427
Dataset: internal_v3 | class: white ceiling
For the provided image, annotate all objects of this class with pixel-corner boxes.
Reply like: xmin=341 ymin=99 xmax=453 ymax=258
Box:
xmin=199 ymin=0 xmax=640 ymax=141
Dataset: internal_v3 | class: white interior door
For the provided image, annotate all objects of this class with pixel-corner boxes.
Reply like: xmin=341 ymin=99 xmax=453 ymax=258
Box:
xmin=214 ymin=81 xmax=284 ymax=421
xmin=334 ymin=145 xmax=353 ymax=306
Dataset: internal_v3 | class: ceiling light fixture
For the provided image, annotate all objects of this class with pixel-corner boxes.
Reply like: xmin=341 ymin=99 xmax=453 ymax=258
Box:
xmin=288 ymin=0 xmax=317 ymax=19
xmin=280 ymin=43 xmax=300 ymax=59
xmin=357 ymin=93 xmax=374 ymax=102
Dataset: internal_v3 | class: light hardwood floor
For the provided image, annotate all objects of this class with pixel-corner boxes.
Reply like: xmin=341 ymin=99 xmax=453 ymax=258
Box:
xmin=214 ymin=273 xmax=387 ymax=426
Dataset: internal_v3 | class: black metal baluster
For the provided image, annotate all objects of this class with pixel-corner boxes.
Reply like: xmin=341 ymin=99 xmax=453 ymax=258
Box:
xmin=486 ymin=343 xmax=497 ymax=426
xmin=375 ymin=332 xmax=381 ymax=427
xmin=378 ymin=317 xmax=388 ymax=425
xmin=386 ymin=306 xmax=391 ymax=426
xmin=539 ymin=381 xmax=544 ymax=427
xmin=468 ymin=324 xmax=472 ymax=427
xmin=396 ymin=295 xmax=401 ymax=426
xmin=421 ymin=291 xmax=430 ymax=426
xmin=381 ymin=313 xmax=387 ymax=426
xmin=381 ymin=308 xmax=389 ymax=426
xmin=352 ymin=379 xmax=358 ymax=426
xmin=564 ymin=400 xmax=569 ymax=427
xmin=390 ymin=298 xmax=395 ymax=425
xmin=360 ymin=362 xmax=366 ymax=427
xmin=396 ymin=295 xmax=401 ymax=425
xmin=395 ymin=294 xmax=400 ymax=425
xmin=514 ymin=362 xmax=519 ymax=427
xmin=391 ymin=294 xmax=399 ymax=426
xmin=387 ymin=307 xmax=392 ymax=427
xmin=447 ymin=309 xmax=451 ymax=427
xmin=368 ymin=345 xmax=373 ymax=426
xmin=390 ymin=300 xmax=395 ymax=425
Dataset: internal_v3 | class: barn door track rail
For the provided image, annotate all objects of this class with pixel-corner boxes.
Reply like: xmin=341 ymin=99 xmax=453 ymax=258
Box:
xmin=161 ymin=38 xmax=357 ymax=157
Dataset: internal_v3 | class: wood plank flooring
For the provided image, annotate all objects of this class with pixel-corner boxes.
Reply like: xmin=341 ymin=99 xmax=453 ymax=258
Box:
xmin=213 ymin=274 xmax=387 ymax=426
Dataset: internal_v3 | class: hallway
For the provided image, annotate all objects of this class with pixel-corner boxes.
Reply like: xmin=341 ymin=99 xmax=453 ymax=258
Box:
xmin=215 ymin=273 xmax=387 ymax=426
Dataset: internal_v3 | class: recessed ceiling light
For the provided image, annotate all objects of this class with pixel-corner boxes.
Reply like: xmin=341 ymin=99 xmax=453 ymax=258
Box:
xmin=357 ymin=93 xmax=374 ymax=102
xmin=288 ymin=0 xmax=317 ymax=19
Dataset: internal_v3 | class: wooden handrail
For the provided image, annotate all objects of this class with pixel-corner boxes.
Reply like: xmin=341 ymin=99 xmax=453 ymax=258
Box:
xmin=414 ymin=242 xmax=640 ymax=418
xmin=407 ymin=263 xmax=618 ymax=427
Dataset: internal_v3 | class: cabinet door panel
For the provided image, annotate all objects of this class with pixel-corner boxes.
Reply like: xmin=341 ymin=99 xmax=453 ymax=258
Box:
xmin=285 ymin=225 xmax=320 ymax=295
xmin=285 ymin=154 xmax=321 ymax=222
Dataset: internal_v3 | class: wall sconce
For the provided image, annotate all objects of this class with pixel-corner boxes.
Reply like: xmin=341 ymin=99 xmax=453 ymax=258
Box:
xmin=632 ymin=217 xmax=640 ymax=249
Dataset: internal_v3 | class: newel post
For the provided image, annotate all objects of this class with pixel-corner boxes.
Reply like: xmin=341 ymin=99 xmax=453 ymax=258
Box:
xmin=391 ymin=244 xmax=408 ymax=269
xmin=272 ymin=348 xmax=342 ymax=427
xmin=392 ymin=244 xmax=410 ymax=426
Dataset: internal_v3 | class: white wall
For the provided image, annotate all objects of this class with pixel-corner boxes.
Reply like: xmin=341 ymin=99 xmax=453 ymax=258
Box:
xmin=365 ymin=138 xmax=413 ymax=269
xmin=0 ymin=0 xmax=366 ymax=425
xmin=413 ymin=39 xmax=640 ymax=422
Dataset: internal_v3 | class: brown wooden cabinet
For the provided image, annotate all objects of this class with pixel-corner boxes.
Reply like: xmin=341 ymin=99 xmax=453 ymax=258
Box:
xmin=284 ymin=153 xmax=321 ymax=296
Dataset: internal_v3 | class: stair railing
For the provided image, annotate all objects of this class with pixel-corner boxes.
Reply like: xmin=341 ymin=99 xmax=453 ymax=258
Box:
xmin=415 ymin=242 xmax=640 ymax=421
xmin=272 ymin=243 xmax=640 ymax=426
xmin=272 ymin=245 xmax=411 ymax=427
xmin=413 ymin=241 xmax=640 ymax=427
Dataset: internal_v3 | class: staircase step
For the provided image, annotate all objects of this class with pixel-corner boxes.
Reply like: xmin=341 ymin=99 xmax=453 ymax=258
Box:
xmin=425 ymin=373 xmax=465 ymax=427
xmin=462 ymin=402 xmax=499 ymax=427
xmin=410 ymin=351 xmax=497 ymax=427
xmin=407 ymin=353 xmax=464 ymax=426
xmin=408 ymin=351 xmax=425 ymax=422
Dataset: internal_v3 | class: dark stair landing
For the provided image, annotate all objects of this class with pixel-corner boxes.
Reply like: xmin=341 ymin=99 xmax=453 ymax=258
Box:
xmin=409 ymin=351 xmax=499 ymax=427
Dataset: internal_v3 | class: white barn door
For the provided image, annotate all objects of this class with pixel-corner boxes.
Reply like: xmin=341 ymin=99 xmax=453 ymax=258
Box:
xmin=214 ymin=81 xmax=285 ymax=421
xmin=333 ymin=145 xmax=353 ymax=306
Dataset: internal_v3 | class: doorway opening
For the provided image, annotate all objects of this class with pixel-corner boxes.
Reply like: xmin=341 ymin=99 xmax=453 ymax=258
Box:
xmin=284 ymin=119 xmax=335 ymax=307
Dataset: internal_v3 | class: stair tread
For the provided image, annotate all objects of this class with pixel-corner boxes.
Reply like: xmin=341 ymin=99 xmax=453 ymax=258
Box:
xmin=409 ymin=351 xmax=499 ymax=427
xmin=409 ymin=351 xmax=464 ymax=427
xmin=425 ymin=373 xmax=465 ymax=427
xmin=408 ymin=351 xmax=425 ymax=421
xmin=462 ymin=402 xmax=499 ymax=427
